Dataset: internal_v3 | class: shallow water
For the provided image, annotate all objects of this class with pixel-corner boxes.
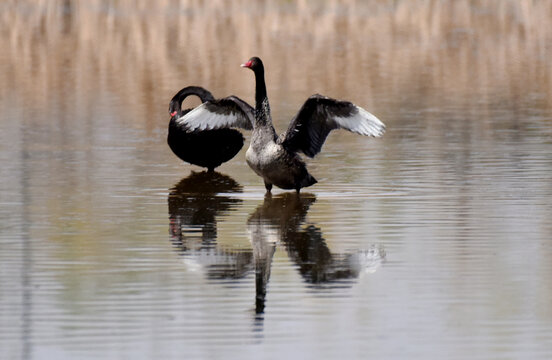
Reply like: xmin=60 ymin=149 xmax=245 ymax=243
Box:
xmin=1 ymin=1 xmax=552 ymax=359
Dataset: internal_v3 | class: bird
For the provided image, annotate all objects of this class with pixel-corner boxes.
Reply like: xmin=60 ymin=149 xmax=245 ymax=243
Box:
xmin=167 ymin=86 xmax=254 ymax=172
xmin=179 ymin=57 xmax=386 ymax=192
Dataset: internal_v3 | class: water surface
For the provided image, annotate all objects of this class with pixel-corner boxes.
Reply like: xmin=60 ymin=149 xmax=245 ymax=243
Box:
xmin=1 ymin=1 xmax=552 ymax=359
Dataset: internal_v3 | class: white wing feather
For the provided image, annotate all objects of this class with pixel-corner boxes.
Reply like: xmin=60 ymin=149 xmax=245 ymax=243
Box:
xmin=175 ymin=98 xmax=254 ymax=131
xmin=332 ymin=106 xmax=386 ymax=137
xmin=176 ymin=103 xmax=238 ymax=131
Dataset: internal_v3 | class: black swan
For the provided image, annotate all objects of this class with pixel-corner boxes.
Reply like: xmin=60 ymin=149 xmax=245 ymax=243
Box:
xmin=179 ymin=57 xmax=386 ymax=192
xmin=168 ymin=86 xmax=254 ymax=172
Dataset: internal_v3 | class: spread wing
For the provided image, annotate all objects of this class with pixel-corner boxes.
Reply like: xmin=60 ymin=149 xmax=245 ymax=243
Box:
xmin=176 ymin=96 xmax=254 ymax=131
xmin=279 ymin=94 xmax=385 ymax=158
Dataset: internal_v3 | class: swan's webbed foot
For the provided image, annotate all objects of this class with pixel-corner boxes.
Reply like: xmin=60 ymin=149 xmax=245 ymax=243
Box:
xmin=264 ymin=181 xmax=273 ymax=193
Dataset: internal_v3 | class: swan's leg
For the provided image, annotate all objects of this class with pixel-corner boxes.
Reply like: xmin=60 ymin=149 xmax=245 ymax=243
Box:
xmin=264 ymin=181 xmax=273 ymax=193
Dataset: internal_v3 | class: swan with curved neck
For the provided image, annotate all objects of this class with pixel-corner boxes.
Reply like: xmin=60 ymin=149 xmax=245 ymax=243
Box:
xmin=167 ymin=86 xmax=253 ymax=172
xmin=180 ymin=57 xmax=386 ymax=192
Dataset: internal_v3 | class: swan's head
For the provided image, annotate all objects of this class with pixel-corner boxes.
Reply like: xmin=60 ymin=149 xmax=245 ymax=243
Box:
xmin=168 ymin=101 xmax=180 ymax=118
xmin=241 ymin=57 xmax=263 ymax=72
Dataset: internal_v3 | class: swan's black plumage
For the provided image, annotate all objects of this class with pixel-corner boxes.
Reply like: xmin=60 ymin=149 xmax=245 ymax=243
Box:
xmin=180 ymin=57 xmax=386 ymax=192
xmin=279 ymin=94 xmax=385 ymax=157
xmin=167 ymin=86 xmax=253 ymax=172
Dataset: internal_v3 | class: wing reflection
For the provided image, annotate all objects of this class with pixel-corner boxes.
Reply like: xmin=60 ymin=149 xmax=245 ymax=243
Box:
xmin=167 ymin=183 xmax=385 ymax=316
xmin=248 ymin=193 xmax=385 ymax=314
xmin=168 ymin=171 xmax=253 ymax=279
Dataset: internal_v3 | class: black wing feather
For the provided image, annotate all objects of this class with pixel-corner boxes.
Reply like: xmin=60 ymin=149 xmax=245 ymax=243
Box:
xmin=280 ymin=94 xmax=366 ymax=158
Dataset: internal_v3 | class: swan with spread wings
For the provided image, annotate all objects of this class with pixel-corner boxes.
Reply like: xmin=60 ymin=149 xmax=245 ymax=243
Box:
xmin=176 ymin=57 xmax=385 ymax=192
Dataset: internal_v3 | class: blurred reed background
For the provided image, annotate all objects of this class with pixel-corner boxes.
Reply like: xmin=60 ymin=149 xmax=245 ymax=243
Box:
xmin=1 ymin=0 xmax=551 ymax=134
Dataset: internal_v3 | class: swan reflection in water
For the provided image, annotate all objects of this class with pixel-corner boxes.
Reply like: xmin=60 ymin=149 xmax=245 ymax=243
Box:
xmin=248 ymin=193 xmax=385 ymax=314
xmin=167 ymin=173 xmax=385 ymax=314
xmin=168 ymin=171 xmax=253 ymax=279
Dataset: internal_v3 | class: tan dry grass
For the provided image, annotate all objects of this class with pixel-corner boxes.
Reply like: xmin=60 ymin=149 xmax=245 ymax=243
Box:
xmin=1 ymin=0 xmax=551 ymax=130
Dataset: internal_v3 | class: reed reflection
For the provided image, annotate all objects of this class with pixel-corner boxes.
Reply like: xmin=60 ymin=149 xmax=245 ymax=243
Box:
xmin=168 ymin=171 xmax=252 ymax=279
xmin=248 ymin=193 xmax=385 ymax=314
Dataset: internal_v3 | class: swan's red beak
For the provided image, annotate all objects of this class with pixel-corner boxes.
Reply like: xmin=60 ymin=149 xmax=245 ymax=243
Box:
xmin=170 ymin=111 xmax=177 ymax=117
xmin=241 ymin=60 xmax=252 ymax=68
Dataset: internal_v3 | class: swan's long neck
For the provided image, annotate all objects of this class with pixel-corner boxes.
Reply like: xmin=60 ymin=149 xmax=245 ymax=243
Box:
xmin=169 ymin=86 xmax=214 ymax=117
xmin=254 ymin=68 xmax=267 ymax=108
xmin=253 ymin=67 xmax=272 ymax=128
